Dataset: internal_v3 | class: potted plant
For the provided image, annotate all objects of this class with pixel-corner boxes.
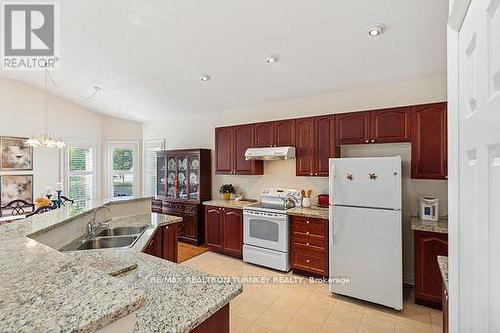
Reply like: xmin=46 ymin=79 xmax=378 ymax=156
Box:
xmin=219 ymin=184 xmax=235 ymax=200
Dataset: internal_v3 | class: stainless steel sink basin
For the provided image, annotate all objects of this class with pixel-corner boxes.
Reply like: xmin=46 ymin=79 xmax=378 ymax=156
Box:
xmin=95 ymin=226 xmax=147 ymax=237
xmin=77 ymin=236 xmax=137 ymax=250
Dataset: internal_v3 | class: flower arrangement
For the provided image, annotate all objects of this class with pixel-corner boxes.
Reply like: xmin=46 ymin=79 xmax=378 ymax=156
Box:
xmin=35 ymin=197 xmax=52 ymax=208
xmin=219 ymin=184 xmax=235 ymax=200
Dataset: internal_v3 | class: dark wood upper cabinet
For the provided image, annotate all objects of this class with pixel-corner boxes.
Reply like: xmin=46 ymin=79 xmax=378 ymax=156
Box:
xmin=215 ymin=127 xmax=233 ymax=174
xmin=205 ymin=206 xmax=223 ymax=249
xmin=254 ymin=122 xmax=275 ymax=147
xmin=336 ymin=112 xmax=370 ymax=145
xmin=295 ymin=117 xmax=315 ymax=176
xmin=233 ymin=124 xmax=263 ymax=175
xmin=314 ymin=115 xmax=337 ymax=176
xmin=275 ymin=119 xmax=296 ymax=147
xmin=411 ymin=103 xmax=447 ymax=179
xmin=222 ymin=208 xmax=243 ymax=257
xmin=370 ymin=107 xmax=411 ymax=143
xmin=215 ymin=125 xmax=263 ymax=175
xmin=414 ymin=230 xmax=448 ymax=309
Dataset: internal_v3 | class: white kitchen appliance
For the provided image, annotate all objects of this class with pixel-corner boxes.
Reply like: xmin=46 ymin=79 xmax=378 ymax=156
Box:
xmin=243 ymin=188 xmax=301 ymax=271
xmin=244 ymin=147 xmax=295 ymax=160
xmin=329 ymin=157 xmax=403 ymax=310
xmin=420 ymin=196 xmax=439 ymax=221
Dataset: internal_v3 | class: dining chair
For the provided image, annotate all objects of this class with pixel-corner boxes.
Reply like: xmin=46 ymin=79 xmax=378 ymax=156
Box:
xmin=1 ymin=199 xmax=35 ymax=217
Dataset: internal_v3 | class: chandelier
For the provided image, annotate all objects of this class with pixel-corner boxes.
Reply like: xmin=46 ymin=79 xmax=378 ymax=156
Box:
xmin=26 ymin=69 xmax=66 ymax=149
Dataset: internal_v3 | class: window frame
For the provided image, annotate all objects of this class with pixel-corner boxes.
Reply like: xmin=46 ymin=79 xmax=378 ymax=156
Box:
xmin=106 ymin=141 xmax=140 ymax=199
xmin=63 ymin=139 xmax=98 ymax=211
xmin=143 ymin=139 xmax=166 ymax=197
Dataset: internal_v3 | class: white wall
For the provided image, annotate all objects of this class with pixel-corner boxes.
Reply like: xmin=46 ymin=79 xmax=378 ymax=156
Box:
xmin=0 ymin=77 xmax=143 ymax=202
xmin=144 ymin=75 xmax=448 ymax=284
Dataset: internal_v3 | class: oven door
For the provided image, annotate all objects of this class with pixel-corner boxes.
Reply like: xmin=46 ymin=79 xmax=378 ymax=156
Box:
xmin=243 ymin=210 xmax=288 ymax=253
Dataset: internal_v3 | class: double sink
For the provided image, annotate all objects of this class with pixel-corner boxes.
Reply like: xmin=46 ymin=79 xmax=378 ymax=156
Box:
xmin=63 ymin=225 xmax=148 ymax=251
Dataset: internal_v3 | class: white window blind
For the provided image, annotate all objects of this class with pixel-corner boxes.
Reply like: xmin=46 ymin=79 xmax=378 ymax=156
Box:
xmin=108 ymin=142 xmax=139 ymax=199
xmin=144 ymin=139 xmax=165 ymax=196
xmin=66 ymin=144 xmax=95 ymax=214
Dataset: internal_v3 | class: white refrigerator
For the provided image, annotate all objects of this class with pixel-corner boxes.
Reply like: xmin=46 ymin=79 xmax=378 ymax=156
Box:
xmin=329 ymin=156 xmax=403 ymax=310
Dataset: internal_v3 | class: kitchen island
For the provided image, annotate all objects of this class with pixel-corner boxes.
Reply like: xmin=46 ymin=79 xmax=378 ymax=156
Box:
xmin=0 ymin=197 xmax=241 ymax=332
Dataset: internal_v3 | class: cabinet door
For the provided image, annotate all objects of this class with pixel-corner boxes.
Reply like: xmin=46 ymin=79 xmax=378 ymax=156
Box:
xmin=370 ymin=107 xmax=411 ymax=143
xmin=295 ymin=117 xmax=315 ymax=176
xmin=414 ymin=231 xmax=448 ymax=309
xmin=275 ymin=119 xmax=296 ymax=147
xmin=162 ymin=223 xmax=179 ymax=263
xmin=222 ymin=208 xmax=243 ymax=258
xmin=157 ymin=156 xmax=166 ymax=197
xmin=147 ymin=228 xmax=163 ymax=258
xmin=314 ymin=115 xmax=336 ymax=176
xmin=336 ymin=112 xmax=370 ymax=145
xmin=183 ymin=213 xmax=197 ymax=240
xmin=411 ymin=103 xmax=447 ymax=179
xmin=215 ymin=127 xmax=233 ymax=174
xmin=254 ymin=122 xmax=275 ymax=147
xmin=205 ymin=206 xmax=223 ymax=249
xmin=234 ymin=124 xmax=263 ymax=175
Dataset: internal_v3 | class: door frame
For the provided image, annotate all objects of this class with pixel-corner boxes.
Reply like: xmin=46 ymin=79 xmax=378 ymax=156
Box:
xmin=447 ymin=1 xmax=472 ymax=332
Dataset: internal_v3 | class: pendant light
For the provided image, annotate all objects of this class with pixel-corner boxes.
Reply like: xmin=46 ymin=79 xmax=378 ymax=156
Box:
xmin=26 ymin=69 xmax=66 ymax=149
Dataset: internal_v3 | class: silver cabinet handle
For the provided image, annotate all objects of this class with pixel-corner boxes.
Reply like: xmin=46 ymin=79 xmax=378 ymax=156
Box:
xmin=306 ymin=220 xmax=310 ymax=224
xmin=306 ymin=259 xmax=310 ymax=263
xmin=365 ymin=140 xmax=369 ymax=143
xmin=306 ymin=242 xmax=310 ymax=246
xmin=371 ymin=139 xmax=375 ymax=143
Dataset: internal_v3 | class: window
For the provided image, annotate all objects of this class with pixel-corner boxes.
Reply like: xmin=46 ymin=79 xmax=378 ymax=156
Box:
xmin=65 ymin=142 xmax=96 ymax=214
xmin=143 ymin=139 xmax=165 ymax=196
xmin=108 ymin=142 xmax=139 ymax=199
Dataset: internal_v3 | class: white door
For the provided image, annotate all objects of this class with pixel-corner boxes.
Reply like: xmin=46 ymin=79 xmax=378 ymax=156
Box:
xmin=329 ymin=157 xmax=402 ymax=209
xmin=329 ymin=205 xmax=402 ymax=310
xmin=453 ymin=0 xmax=500 ymax=330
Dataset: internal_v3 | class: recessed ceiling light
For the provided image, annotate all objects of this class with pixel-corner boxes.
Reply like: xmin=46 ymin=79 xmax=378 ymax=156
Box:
xmin=266 ymin=56 xmax=279 ymax=64
xmin=199 ymin=74 xmax=210 ymax=82
xmin=368 ymin=25 xmax=383 ymax=37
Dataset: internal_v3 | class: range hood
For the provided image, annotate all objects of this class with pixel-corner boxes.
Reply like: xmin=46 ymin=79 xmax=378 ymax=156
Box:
xmin=245 ymin=147 xmax=296 ymax=160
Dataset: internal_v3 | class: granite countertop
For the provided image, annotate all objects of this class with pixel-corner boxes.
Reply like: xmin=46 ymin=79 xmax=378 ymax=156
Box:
xmin=202 ymin=199 xmax=258 ymax=209
xmin=287 ymin=206 xmax=329 ymax=219
xmin=0 ymin=197 xmax=241 ymax=332
xmin=410 ymin=216 xmax=448 ymax=234
xmin=69 ymin=251 xmax=242 ymax=332
xmin=438 ymin=256 xmax=449 ymax=292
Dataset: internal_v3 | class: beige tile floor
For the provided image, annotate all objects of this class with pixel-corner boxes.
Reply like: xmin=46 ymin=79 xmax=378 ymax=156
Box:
xmin=182 ymin=252 xmax=442 ymax=333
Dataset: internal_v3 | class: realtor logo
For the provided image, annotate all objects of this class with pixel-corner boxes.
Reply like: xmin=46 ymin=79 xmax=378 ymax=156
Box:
xmin=2 ymin=2 xmax=59 ymax=70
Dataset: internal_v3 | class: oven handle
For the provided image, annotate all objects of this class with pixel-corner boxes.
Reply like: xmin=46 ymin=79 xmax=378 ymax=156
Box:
xmin=243 ymin=210 xmax=287 ymax=219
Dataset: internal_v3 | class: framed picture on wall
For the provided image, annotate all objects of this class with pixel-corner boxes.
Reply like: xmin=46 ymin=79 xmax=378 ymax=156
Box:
xmin=1 ymin=137 xmax=33 ymax=170
xmin=0 ymin=175 xmax=33 ymax=206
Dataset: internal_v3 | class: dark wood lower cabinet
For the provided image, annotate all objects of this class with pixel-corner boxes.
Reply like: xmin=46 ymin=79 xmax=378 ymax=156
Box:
xmin=204 ymin=205 xmax=243 ymax=258
xmin=144 ymin=222 xmax=179 ymax=263
xmin=153 ymin=199 xmax=204 ymax=245
xmin=290 ymin=216 xmax=329 ymax=277
xmin=162 ymin=223 xmax=179 ymax=263
xmin=414 ymin=230 xmax=448 ymax=309
xmin=190 ymin=304 xmax=229 ymax=333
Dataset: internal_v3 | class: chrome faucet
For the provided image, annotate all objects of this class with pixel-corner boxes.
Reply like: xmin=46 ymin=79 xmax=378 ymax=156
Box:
xmin=86 ymin=205 xmax=112 ymax=239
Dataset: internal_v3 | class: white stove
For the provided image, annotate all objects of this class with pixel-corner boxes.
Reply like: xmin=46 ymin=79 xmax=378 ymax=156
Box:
xmin=242 ymin=188 xmax=301 ymax=271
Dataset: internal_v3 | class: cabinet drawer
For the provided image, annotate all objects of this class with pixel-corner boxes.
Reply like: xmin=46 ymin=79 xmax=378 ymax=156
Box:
xmin=292 ymin=251 xmax=326 ymax=275
xmin=292 ymin=217 xmax=327 ymax=236
xmin=292 ymin=232 xmax=326 ymax=252
xmin=184 ymin=204 xmax=197 ymax=214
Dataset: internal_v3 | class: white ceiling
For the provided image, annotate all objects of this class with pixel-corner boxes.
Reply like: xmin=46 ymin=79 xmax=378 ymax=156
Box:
xmin=0 ymin=0 xmax=448 ymax=121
